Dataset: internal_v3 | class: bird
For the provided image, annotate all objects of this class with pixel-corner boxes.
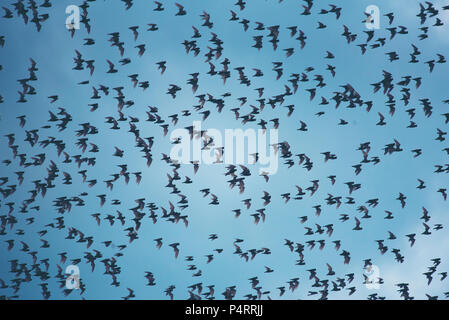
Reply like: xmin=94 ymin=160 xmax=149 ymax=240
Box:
xmin=175 ymin=3 xmax=186 ymax=16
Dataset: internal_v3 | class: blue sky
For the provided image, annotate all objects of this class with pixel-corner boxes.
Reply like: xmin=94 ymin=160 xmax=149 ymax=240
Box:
xmin=0 ymin=0 xmax=448 ymax=300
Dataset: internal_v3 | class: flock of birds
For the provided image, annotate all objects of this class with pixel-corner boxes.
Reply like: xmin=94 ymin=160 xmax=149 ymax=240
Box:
xmin=0 ymin=0 xmax=449 ymax=300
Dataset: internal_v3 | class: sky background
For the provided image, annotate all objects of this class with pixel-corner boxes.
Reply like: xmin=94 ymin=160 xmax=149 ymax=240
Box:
xmin=0 ymin=0 xmax=448 ymax=300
